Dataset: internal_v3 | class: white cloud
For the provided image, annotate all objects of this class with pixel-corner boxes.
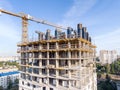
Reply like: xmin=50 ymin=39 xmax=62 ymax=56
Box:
xmin=94 ymin=28 xmax=120 ymax=53
xmin=59 ymin=0 xmax=96 ymax=27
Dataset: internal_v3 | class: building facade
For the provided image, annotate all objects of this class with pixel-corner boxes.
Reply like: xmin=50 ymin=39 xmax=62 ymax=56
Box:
xmin=18 ymin=24 xmax=97 ymax=90
xmin=99 ymin=50 xmax=117 ymax=64
xmin=0 ymin=71 xmax=20 ymax=89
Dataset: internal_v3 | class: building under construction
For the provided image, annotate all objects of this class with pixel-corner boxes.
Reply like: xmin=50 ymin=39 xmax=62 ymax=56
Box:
xmin=17 ymin=23 xmax=97 ymax=90
xmin=0 ymin=9 xmax=97 ymax=90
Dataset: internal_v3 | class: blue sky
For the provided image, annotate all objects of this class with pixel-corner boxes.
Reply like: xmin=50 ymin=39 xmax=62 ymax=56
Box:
xmin=0 ymin=0 xmax=120 ymax=56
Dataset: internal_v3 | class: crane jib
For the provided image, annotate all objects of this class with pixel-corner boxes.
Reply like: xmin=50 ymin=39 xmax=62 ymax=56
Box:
xmin=0 ymin=9 xmax=68 ymax=43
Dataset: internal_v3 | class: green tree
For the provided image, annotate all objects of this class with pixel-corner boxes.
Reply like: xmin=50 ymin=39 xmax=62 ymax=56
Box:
xmin=97 ymin=80 xmax=117 ymax=90
xmin=96 ymin=57 xmax=100 ymax=61
xmin=101 ymin=67 xmax=106 ymax=72
xmin=106 ymin=74 xmax=111 ymax=82
xmin=10 ymin=85 xmax=18 ymax=90
xmin=0 ymin=86 xmax=3 ymax=90
xmin=14 ymin=79 xmax=19 ymax=84
xmin=111 ymin=60 xmax=120 ymax=74
xmin=97 ymin=73 xmax=102 ymax=79
xmin=110 ymin=64 xmax=115 ymax=74
xmin=105 ymin=64 xmax=110 ymax=74
xmin=7 ymin=79 xmax=13 ymax=90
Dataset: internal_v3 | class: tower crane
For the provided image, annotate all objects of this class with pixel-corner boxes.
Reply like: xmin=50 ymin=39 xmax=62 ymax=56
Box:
xmin=0 ymin=9 xmax=67 ymax=43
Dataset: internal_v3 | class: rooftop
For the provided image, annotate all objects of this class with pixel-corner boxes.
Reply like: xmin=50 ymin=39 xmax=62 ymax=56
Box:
xmin=0 ymin=71 xmax=19 ymax=77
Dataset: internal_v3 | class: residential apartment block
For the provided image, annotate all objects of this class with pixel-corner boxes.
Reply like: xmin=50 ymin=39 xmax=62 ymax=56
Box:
xmin=99 ymin=50 xmax=117 ymax=64
xmin=0 ymin=69 xmax=19 ymax=89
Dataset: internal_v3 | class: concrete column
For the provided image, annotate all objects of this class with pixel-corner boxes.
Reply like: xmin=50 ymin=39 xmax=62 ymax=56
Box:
xmin=78 ymin=40 xmax=81 ymax=49
xmin=78 ymin=41 xmax=81 ymax=89
xmin=32 ymin=53 xmax=34 ymax=67
xmin=56 ymin=42 xmax=58 ymax=49
xmin=56 ymin=75 xmax=59 ymax=87
xmin=75 ymin=51 xmax=77 ymax=58
xmin=68 ymin=71 xmax=71 ymax=88
xmin=55 ymin=42 xmax=59 ymax=68
xmin=39 ymin=52 xmax=42 ymax=76
xmin=39 ymin=43 xmax=41 ymax=50
xmin=47 ymin=52 xmax=49 ymax=76
xmin=47 ymin=42 xmax=49 ymax=68
xmin=55 ymin=52 xmax=59 ymax=88
xmin=68 ymin=51 xmax=71 ymax=68
xmin=47 ymin=51 xmax=49 ymax=86
xmin=39 ymin=43 xmax=42 ymax=76
xmin=68 ymin=41 xmax=71 ymax=88
xmin=47 ymin=42 xmax=49 ymax=89
xmin=46 ymin=87 xmax=49 ymax=90
xmin=39 ymin=78 xmax=42 ymax=84
xmin=56 ymin=53 xmax=59 ymax=68
xmin=56 ymin=42 xmax=59 ymax=87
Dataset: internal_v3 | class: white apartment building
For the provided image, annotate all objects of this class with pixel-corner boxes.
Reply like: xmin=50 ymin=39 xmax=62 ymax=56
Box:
xmin=99 ymin=50 xmax=117 ymax=64
xmin=0 ymin=70 xmax=20 ymax=89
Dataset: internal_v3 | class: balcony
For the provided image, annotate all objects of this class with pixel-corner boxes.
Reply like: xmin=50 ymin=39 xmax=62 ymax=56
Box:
xmin=59 ymin=44 xmax=68 ymax=49
xmin=46 ymin=65 xmax=55 ymax=69
xmin=21 ymin=61 xmax=26 ymax=65
xmin=17 ymin=48 xmax=28 ymax=53
xmin=49 ymin=78 xmax=56 ymax=86
xmin=49 ymin=44 xmax=56 ymax=49
xmin=21 ymin=73 xmax=26 ymax=79
xmin=42 ymin=52 xmax=47 ymax=58
xmin=32 ymin=76 xmax=39 ymax=83
xmin=71 ymin=44 xmax=79 ymax=49
xmin=49 ymin=52 xmax=55 ymax=58
xmin=21 ymin=67 xmax=26 ymax=72
xmin=49 ymin=69 xmax=56 ymax=77
xmin=42 ymin=78 xmax=47 ymax=84
xmin=28 ymin=62 xmax=32 ymax=66
xmin=28 ymin=68 xmax=32 ymax=73
xmin=31 ymin=47 xmax=39 ymax=52
xmin=42 ymin=45 xmax=47 ymax=50
xmin=42 ymin=69 xmax=47 ymax=75
xmin=33 ymin=68 xmax=39 ymax=74
xmin=27 ymin=75 xmax=32 ymax=81
xmin=34 ymin=53 xmax=39 ymax=58
xmin=33 ymin=60 xmax=39 ymax=66
xmin=59 ymin=51 xmax=68 ymax=58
